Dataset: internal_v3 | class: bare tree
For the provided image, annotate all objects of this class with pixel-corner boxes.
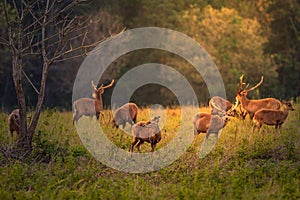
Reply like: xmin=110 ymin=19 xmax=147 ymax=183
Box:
xmin=0 ymin=0 xmax=118 ymax=159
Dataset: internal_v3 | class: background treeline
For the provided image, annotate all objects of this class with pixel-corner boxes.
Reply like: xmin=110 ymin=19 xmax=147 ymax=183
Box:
xmin=0 ymin=0 xmax=299 ymax=111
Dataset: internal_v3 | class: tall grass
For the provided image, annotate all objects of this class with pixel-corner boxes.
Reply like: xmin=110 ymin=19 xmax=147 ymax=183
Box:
xmin=0 ymin=104 xmax=299 ymax=199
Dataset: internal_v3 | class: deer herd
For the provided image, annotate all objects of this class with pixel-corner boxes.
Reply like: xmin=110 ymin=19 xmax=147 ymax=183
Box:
xmin=8 ymin=75 xmax=295 ymax=153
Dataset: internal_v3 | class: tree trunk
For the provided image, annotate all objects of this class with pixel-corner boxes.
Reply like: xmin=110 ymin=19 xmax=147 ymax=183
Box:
xmin=11 ymin=55 xmax=33 ymax=158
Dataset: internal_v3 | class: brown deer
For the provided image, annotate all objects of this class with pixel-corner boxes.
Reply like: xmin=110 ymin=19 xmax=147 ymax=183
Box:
xmin=112 ymin=102 xmax=139 ymax=129
xmin=236 ymin=75 xmax=281 ymax=119
xmin=253 ymin=101 xmax=295 ymax=133
xmin=130 ymin=116 xmax=161 ymax=152
xmin=73 ymin=79 xmax=114 ymax=124
xmin=193 ymin=113 xmax=230 ymax=139
xmin=8 ymin=109 xmax=20 ymax=139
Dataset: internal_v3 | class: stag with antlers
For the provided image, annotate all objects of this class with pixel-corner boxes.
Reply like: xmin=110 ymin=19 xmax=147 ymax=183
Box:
xmin=73 ymin=79 xmax=114 ymax=124
xmin=236 ymin=75 xmax=281 ymax=120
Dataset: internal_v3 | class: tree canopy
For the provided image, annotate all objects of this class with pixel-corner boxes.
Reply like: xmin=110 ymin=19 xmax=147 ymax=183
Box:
xmin=0 ymin=0 xmax=299 ymax=110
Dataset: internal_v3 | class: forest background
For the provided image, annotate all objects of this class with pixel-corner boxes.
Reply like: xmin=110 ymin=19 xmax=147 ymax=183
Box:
xmin=0 ymin=0 xmax=299 ymax=110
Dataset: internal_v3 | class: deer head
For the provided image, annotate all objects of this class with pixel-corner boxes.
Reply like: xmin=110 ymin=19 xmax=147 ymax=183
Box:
xmin=282 ymin=100 xmax=295 ymax=111
xmin=237 ymin=75 xmax=264 ymax=98
xmin=226 ymin=98 xmax=239 ymax=116
xmin=91 ymin=79 xmax=115 ymax=100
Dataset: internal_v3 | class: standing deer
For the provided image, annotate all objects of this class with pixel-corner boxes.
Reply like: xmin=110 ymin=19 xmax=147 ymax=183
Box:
xmin=73 ymin=79 xmax=114 ymax=124
xmin=253 ymin=101 xmax=295 ymax=133
xmin=236 ymin=75 xmax=281 ymax=119
xmin=112 ymin=102 xmax=139 ymax=129
xmin=130 ymin=116 xmax=161 ymax=152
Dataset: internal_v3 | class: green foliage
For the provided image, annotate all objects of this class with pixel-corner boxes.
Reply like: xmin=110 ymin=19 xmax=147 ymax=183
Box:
xmin=181 ymin=4 xmax=278 ymax=100
xmin=0 ymin=105 xmax=300 ymax=199
xmin=1 ymin=0 xmax=299 ymax=110
xmin=264 ymin=0 xmax=300 ymax=99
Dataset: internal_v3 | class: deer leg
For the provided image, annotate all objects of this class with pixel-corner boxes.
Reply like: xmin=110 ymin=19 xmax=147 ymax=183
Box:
xmin=252 ymin=121 xmax=259 ymax=133
xmin=129 ymin=137 xmax=139 ymax=152
xmin=151 ymin=142 xmax=156 ymax=152
xmin=128 ymin=120 xmax=135 ymax=127
xmin=133 ymin=115 xmax=137 ymax=124
xmin=194 ymin=128 xmax=198 ymax=137
xmin=249 ymin=112 xmax=254 ymax=120
xmin=73 ymin=114 xmax=77 ymax=125
xmin=276 ymin=123 xmax=282 ymax=134
xmin=136 ymin=140 xmax=144 ymax=152
xmin=215 ymin=130 xmax=220 ymax=139
xmin=257 ymin=123 xmax=262 ymax=134
xmin=73 ymin=113 xmax=80 ymax=124
xmin=206 ymin=130 xmax=212 ymax=139
xmin=242 ymin=111 xmax=247 ymax=120
xmin=252 ymin=124 xmax=256 ymax=133
xmin=96 ymin=112 xmax=100 ymax=120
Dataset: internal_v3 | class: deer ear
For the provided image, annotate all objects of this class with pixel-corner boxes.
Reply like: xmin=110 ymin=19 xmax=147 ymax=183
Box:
xmin=92 ymin=93 xmax=96 ymax=98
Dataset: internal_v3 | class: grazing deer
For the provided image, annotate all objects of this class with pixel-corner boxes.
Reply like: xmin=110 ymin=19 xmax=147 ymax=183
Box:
xmin=209 ymin=96 xmax=239 ymax=117
xmin=236 ymin=75 xmax=281 ymax=119
xmin=73 ymin=79 xmax=114 ymax=124
xmin=130 ymin=116 xmax=161 ymax=152
xmin=112 ymin=102 xmax=139 ymax=129
xmin=193 ymin=113 xmax=230 ymax=139
xmin=253 ymin=101 xmax=295 ymax=133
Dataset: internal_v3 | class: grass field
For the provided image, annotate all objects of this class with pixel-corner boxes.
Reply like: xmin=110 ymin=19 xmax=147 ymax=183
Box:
xmin=0 ymin=103 xmax=299 ymax=199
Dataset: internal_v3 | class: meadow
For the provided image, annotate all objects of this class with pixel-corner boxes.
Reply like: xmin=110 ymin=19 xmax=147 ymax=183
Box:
xmin=0 ymin=103 xmax=299 ymax=199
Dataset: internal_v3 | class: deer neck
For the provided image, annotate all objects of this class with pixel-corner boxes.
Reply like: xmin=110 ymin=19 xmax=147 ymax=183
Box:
xmin=282 ymin=106 xmax=289 ymax=117
xmin=238 ymin=94 xmax=249 ymax=108
xmin=95 ymin=95 xmax=103 ymax=110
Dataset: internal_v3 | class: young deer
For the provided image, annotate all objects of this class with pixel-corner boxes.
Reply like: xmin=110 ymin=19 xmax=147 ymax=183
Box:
xmin=253 ymin=101 xmax=295 ymax=133
xmin=73 ymin=79 xmax=114 ymax=124
xmin=193 ymin=113 xmax=230 ymax=139
xmin=130 ymin=116 xmax=161 ymax=152
xmin=236 ymin=75 xmax=281 ymax=119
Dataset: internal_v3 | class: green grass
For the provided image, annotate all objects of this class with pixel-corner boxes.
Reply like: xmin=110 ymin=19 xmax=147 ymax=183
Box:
xmin=0 ymin=104 xmax=299 ymax=199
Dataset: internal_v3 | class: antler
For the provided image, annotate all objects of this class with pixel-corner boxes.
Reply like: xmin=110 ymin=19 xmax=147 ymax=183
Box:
xmin=227 ymin=97 xmax=239 ymax=113
xmin=92 ymin=79 xmax=115 ymax=91
xmin=245 ymin=76 xmax=263 ymax=92
xmin=211 ymin=100 xmax=227 ymax=115
xmin=238 ymin=74 xmax=244 ymax=92
xmin=100 ymin=79 xmax=115 ymax=89
xmin=91 ymin=80 xmax=97 ymax=91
